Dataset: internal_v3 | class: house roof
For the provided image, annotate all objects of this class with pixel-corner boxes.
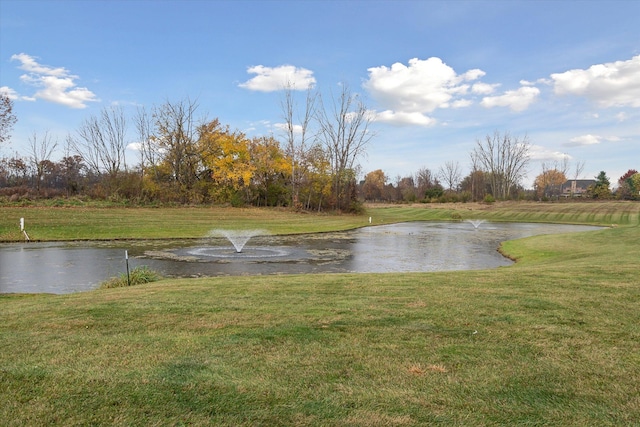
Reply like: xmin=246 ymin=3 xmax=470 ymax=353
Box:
xmin=562 ymin=179 xmax=596 ymax=187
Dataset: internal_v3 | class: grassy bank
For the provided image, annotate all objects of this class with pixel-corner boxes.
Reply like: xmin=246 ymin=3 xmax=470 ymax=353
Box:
xmin=1 ymin=201 xmax=639 ymax=425
xmin=1 ymin=200 xmax=638 ymax=241
xmin=0 ymin=205 xmax=367 ymax=241
xmin=366 ymin=200 xmax=640 ymax=227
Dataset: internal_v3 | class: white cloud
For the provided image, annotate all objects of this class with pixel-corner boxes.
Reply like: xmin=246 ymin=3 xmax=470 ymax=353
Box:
xmin=25 ymin=74 xmax=98 ymax=108
xmin=0 ymin=86 xmax=17 ymax=99
xmin=11 ymin=53 xmax=67 ymax=77
xmin=565 ymin=134 xmax=621 ymax=147
xmin=345 ymin=109 xmax=378 ymax=124
xmin=0 ymin=86 xmax=34 ymax=101
xmin=565 ymin=134 xmax=602 ymax=147
xmin=520 ymin=78 xmax=549 ymax=87
xmin=363 ymin=57 xmax=486 ymax=126
xmin=461 ymin=68 xmax=486 ymax=81
xmin=239 ymin=65 xmax=316 ymax=92
xmin=365 ymin=58 xmax=478 ymax=112
xmin=471 ymin=82 xmax=498 ymax=95
xmin=452 ymin=99 xmax=473 ymax=108
xmin=374 ymin=110 xmax=437 ymax=126
xmin=551 ymin=55 xmax=640 ymax=108
xmin=616 ymin=112 xmax=628 ymax=122
xmin=274 ymin=122 xmax=303 ymax=134
xmin=480 ymin=86 xmax=540 ymax=112
xmin=127 ymin=140 xmax=167 ymax=154
xmin=10 ymin=53 xmax=98 ymax=108
xmin=529 ymin=145 xmax=572 ymax=161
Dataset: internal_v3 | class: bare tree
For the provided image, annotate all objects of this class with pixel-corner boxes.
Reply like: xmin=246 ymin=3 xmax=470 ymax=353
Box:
xmin=0 ymin=95 xmax=17 ymax=147
xmin=396 ymin=175 xmax=416 ymax=202
xmin=559 ymin=156 xmax=570 ymax=178
xmin=151 ymin=97 xmax=202 ymax=191
xmin=70 ymin=105 xmax=128 ymax=178
xmin=415 ymin=166 xmax=438 ymax=198
xmin=134 ymin=105 xmax=162 ymax=180
xmin=415 ymin=167 xmax=436 ymax=187
xmin=281 ymin=83 xmax=316 ymax=207
xmin=569 ymin=159 xmax=586 ymax=197
xmin=60 ymin=139 xmax=86 ymax=196
xmin=573 ymin=160 xmax=585 ymax=181
xmin=471 ymin=131 xmax=531 ymax=200
xmin=28 ymin=131 xmax=58 ymax=192
xmin=4 ymin=155 xmax=29 ymax=186
xmin=315 ymin=84 xmax=375 ymax=210
xmin=438 ymin=161 xmax=462 ymax=192
xmin=468 ymin=153 xmax=485 ymax=201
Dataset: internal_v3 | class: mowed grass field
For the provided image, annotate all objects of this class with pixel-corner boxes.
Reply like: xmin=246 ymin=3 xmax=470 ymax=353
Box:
xmin=1 ymin=200 xmax=638 ymax=242
xmin=1 ymin=201 xmax=639 ymax=426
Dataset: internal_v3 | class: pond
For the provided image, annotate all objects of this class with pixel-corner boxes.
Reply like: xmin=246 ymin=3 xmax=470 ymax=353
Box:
xmin=0 ymin=221 xmax=602 ymax=294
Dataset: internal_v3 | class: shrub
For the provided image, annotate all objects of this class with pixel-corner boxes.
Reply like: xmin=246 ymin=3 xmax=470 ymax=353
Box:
xmin=459 ymin=191 xmax=472 ymax=203
xmin=483 ymin=194 xmax=496 ymax=204
xmin=424 ymin=187 xmax=444 ymax=200
xmin=230 ymin=191 xmax=246 ymax=207
xmin=100 ymin=266 xmax=161 ymax=289
xmin=348 ymin=199 xmax=366 ymax=214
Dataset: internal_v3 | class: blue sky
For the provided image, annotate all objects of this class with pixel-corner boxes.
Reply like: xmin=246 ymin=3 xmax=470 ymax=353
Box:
xmin=1 ymin=0 xmax=639 ymax=188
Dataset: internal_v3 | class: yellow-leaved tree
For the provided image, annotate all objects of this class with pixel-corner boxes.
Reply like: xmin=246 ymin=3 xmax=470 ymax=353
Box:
xmin=298 ymin=144 xmax=332 ymax=211
xmin=248 ymin=136 xmax=291 ymax=207
xmin=197 ymin=119 xmax=255 ymax=204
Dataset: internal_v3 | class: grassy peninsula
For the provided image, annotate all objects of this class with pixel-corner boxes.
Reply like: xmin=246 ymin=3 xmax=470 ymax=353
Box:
xmin=1 ymin=201 xmax=639 ymax=426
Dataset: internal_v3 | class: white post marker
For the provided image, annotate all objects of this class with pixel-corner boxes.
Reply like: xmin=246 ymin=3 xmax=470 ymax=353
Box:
xmin=125 ymin=250 xmax=130 ymax=286
xmin=20 ymin=217 xmax=30 ymax=241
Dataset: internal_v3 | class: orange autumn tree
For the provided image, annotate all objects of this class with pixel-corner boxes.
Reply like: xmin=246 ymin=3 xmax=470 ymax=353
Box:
xmin=534 ymin=169 xmax=567 ymax=199
xmin=362 ymin=169 xmax=387 ymax=201
xmin=197 ymin=119 xmax=255 ymax=203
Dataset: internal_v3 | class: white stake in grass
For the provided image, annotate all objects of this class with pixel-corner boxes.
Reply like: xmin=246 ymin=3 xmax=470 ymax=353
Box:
xmin=20 ymin=217 xmax=30 ymax=241
xmin=125 ymin=250 xmax=130 ymax=286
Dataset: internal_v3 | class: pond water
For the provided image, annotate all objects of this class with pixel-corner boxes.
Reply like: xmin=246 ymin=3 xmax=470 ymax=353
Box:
xmin=0 ymin=222 xmax=602 ymax=294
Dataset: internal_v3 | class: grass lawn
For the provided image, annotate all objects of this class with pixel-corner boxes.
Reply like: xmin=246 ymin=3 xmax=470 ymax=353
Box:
xmin=0 ymin=205 xmax=369 ymax=241
xmin=1 ymin=201 xmax=639 ymax=425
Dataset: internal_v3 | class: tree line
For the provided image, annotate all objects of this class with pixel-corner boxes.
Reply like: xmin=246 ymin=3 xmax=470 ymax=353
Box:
xmin=532 ymin=157 xmax=639 ymax=201
xmin=2 ymin=92 xmax=637 ymax=208
xmin=1 ymin=86 xmax=376 ymax=211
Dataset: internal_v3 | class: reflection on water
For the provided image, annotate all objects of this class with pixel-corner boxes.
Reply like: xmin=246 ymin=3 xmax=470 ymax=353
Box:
xmin=0 ymin=222 xmax=602 ymax=294
xmin=0 ymin=244 xmax=126 ymax=294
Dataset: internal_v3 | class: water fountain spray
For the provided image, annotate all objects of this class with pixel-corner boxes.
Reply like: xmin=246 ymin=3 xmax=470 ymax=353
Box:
xmin=466 ymin=219 xmax=485 ymax=229
xmin=209 ymin=229 xmax=267 ymax=253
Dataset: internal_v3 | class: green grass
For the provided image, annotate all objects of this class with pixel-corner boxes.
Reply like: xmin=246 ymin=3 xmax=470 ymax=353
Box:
xmin=0 ymin=205 xmax=369 ymax=241
xmin=99 ymin=266 xmax=162 ymax=289
xmin=367 ymin=200 xmax=640 ymax=227
xmin=1 ymin=201 xmax=640 ymax=425
xmin=1 ymin=200 xmax=638 ymax=242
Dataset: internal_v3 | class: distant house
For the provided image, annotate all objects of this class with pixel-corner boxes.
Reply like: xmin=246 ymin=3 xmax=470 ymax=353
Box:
xmin=561 ymin=179 xmax=596 ymax=197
